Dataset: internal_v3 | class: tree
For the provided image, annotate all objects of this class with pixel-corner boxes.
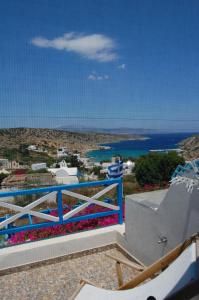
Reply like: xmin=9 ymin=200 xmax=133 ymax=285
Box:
xmin=69 ymin=155 xmax=83 ymax=168
xmin=92 ymin=166 xmax=102 ymax=176
xmin=0 ymin=173 xmax=9 ymax=185
xmin=19 ymin=144 xmax=29 ymax=155
xmin=134 ymin=152 xmax=185 ymax=186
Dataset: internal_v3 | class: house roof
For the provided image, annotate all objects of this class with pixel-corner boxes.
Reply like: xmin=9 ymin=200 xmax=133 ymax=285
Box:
xmin=0 ymin=169 xmax=10 ymax=175
xmin=48 ymin=167 xmax=78 ymax=176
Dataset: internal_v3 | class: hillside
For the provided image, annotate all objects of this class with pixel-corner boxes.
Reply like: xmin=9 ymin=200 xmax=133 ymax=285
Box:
xmin=0 ymin=128 xmax=142 ymax=155
xmin=180 ymin=134 xmax=199 ymax=160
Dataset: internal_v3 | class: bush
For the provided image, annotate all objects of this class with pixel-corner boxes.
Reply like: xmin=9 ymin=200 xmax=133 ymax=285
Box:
xmin=92 ymin=166 xmax=102 ymax=176
xmin=27 ymin=168 xmax=48 ymax=174
xmin=0 ymin=173 xmax=9 ymax=185
xmin=134 ymin=152 xmax=185 ymax=187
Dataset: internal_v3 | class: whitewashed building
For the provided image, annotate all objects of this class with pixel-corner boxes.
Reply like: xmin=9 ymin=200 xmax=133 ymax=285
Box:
xmin=28 ymin=145 xmax=37 ymax=151
xmin=0 ymin=169 xmax=10 ymax=175
xmin=57 ymin=147 xmax=68 ymax=158
xmin=0 ymin=159 xmax=28 ymax=170
xmin=31 ymin=163 xmax=47 ymax=171
xmin=8 ymin=161 xmax=20 ymax=170
xmin=48 ymin=167 xmax=79 ymax=184
xmin=80 ymin=157 xmax=94 ymax=169
xmin=59 ymin=160 xmax=68 ymax=168
xmin=123 ymin=160 xmax=135 ymax=175
xmin=0 ymin=159 xmax=9 ymax=169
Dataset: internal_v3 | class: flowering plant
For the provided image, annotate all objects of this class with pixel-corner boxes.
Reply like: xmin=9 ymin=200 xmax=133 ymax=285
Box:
xmin=9 ymin=204 xmax=125 ymax=245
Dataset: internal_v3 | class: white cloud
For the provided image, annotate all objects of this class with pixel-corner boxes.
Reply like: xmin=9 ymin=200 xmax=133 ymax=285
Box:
xmin=31 ymin=32 xmax=118 ymax=62
xmin=88 ymin=71 xmax=110 ymax=81
xmin=118 ymin=63 xmax=126 ymax=69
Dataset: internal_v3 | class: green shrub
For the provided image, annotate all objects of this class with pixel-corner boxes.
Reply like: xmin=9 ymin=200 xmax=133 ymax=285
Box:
xmin=134 ymin=152 xmax=185 ymax=186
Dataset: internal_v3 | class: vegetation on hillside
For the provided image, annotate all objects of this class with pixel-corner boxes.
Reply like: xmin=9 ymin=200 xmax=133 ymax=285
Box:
xmin=2 ymin=147 xmax=56 ymax=167
xmin=0 ymin=127 xmax=142 ymax=155
xmin=180 ymin=134 xmax=199 ymax=160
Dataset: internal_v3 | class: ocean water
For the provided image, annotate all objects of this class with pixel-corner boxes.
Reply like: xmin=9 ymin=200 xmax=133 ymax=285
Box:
xmin=87 ymin=132 xmax=196 ymax=162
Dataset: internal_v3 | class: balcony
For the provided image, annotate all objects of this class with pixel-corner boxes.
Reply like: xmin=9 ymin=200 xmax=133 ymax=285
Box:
xmin=0 ymin=174 xmax=199 ymax=299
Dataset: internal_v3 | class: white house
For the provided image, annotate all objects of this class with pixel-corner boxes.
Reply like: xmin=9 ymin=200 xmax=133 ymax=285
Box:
xmin=59 ymin=160 xmax=68 ymax=168
xmin=7 ymin=160 xmax=20 ymax=170
xmin=28 ymin=145 xmax=37 ymax=151
xmin=0 ymin=168 xmax=10 ymax=175
xmin=57 ymin=147 xmax=68 ymax=158
xmin=80 ymin=157 xmax=94 ymax=169
xmin=31 ymin=163 xmax=47 ymax=171
xmin=0 ymin=159 xmax=9 ymax=169
xmin=123 ymin=160 xmax=135 ymax=175
xmin=48 ymin=167 xmax=79 ymax=184
xmin=0 ymin=159 xmax=26 ymax=170
xmin=99 ymin=162 xmax=113 ymax=174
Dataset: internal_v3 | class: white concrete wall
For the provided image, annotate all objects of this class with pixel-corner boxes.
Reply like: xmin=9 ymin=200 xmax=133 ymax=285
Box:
xmin=31 ymin=163 xmax=47 ymax=171
xmin=56 ymin=176 xmax=79 ymax=184
xmin=0 ymin=225 xmax=126 ymax=271
xmin=125 ymin=183 xmax=199 ymax=266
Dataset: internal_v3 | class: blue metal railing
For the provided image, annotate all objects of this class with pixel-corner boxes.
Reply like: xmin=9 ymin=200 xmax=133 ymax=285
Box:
xmin=0 ymin=178 xmax=123 ymax=237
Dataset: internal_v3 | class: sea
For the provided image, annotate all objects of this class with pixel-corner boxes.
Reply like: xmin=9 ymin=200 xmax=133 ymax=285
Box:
xmin=87 ymin=132 xmax=196 ymax=162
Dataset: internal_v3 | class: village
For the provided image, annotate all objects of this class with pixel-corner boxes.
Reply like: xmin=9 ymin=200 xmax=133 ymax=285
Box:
xmin=0 ymin=144 xmax=135 ymax=191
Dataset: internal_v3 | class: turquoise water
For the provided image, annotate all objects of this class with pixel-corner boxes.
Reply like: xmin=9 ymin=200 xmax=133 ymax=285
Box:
xmin=87 ymin=133 xmax=195 ymax=162
xmin=88 ymin=149 xmax=148 ymax=162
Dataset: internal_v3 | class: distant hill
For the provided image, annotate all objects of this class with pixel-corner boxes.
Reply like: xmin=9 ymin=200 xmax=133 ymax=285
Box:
xmin=59 ymin=126 xmax=199 ymax=135
xmin=59 ymin=126 xmax=170 ymax=135
xmin=180 ymin=135 xmax=199 ymax=160
xmin=0 ymin=128 xmax=143 ymax=155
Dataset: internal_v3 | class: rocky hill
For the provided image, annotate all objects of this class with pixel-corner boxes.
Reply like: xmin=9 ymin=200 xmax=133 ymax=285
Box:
xmin=0 ymin=128 xmax=142 ymax=155
xmin=180 ymin=134 xmax=199 ymax=160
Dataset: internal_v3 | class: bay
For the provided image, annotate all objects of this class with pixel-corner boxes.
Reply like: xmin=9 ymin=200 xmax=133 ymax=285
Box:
xmin=87 ymin=132 xmax=196 ymax=162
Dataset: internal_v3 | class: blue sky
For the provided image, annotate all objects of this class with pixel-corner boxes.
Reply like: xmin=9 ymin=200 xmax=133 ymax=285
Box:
xmin=0 ymin=0 xmax=199 ymax=131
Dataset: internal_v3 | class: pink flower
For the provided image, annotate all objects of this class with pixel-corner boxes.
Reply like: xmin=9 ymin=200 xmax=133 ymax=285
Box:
xmin=8 ymin=203 xmax=125 ymax=245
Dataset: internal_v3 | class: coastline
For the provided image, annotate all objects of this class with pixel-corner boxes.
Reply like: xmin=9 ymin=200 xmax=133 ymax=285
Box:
xmin=82 ymin=135 xmax=149 ymax=156
xmin=85 ymin=133 xmax=194 ymax=162
xmin=0 ymin=128 xmax=146 ymax=160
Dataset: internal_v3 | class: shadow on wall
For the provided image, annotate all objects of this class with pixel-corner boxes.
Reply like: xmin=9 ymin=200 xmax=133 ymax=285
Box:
xmin=125 ymin=180 xmax=199 ymax=265
xmin=166 ymin=261 xmax=199 ymax=300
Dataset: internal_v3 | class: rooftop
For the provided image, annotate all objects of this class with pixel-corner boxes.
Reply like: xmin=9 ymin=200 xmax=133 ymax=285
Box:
xmin=126 ymin=189 xmax=168 ymax=210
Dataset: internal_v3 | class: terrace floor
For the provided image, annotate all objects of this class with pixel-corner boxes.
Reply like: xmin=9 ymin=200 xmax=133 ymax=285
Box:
xmin=0 ymin=245 xmax=140 ymax=300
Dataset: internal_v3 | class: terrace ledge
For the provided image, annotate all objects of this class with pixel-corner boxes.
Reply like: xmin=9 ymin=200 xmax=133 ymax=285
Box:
xmin=0 ymin=224 xmax=137 ymax=272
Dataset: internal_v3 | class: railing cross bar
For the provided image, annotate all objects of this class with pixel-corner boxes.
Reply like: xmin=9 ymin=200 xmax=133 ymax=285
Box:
xmin=0 ymin=192 xmax=57 ymax=228
xmin=0 ymin=179 xmax=123 ymax=234
xmin=62 ymin=190 xmax=119 ymax=211
xmin=0 ymin=201 xmax=59 ymax=224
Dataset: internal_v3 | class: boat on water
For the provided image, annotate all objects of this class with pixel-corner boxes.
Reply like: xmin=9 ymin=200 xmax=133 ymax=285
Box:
xmin=150 ymin=148 xmax=183 ymax=153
